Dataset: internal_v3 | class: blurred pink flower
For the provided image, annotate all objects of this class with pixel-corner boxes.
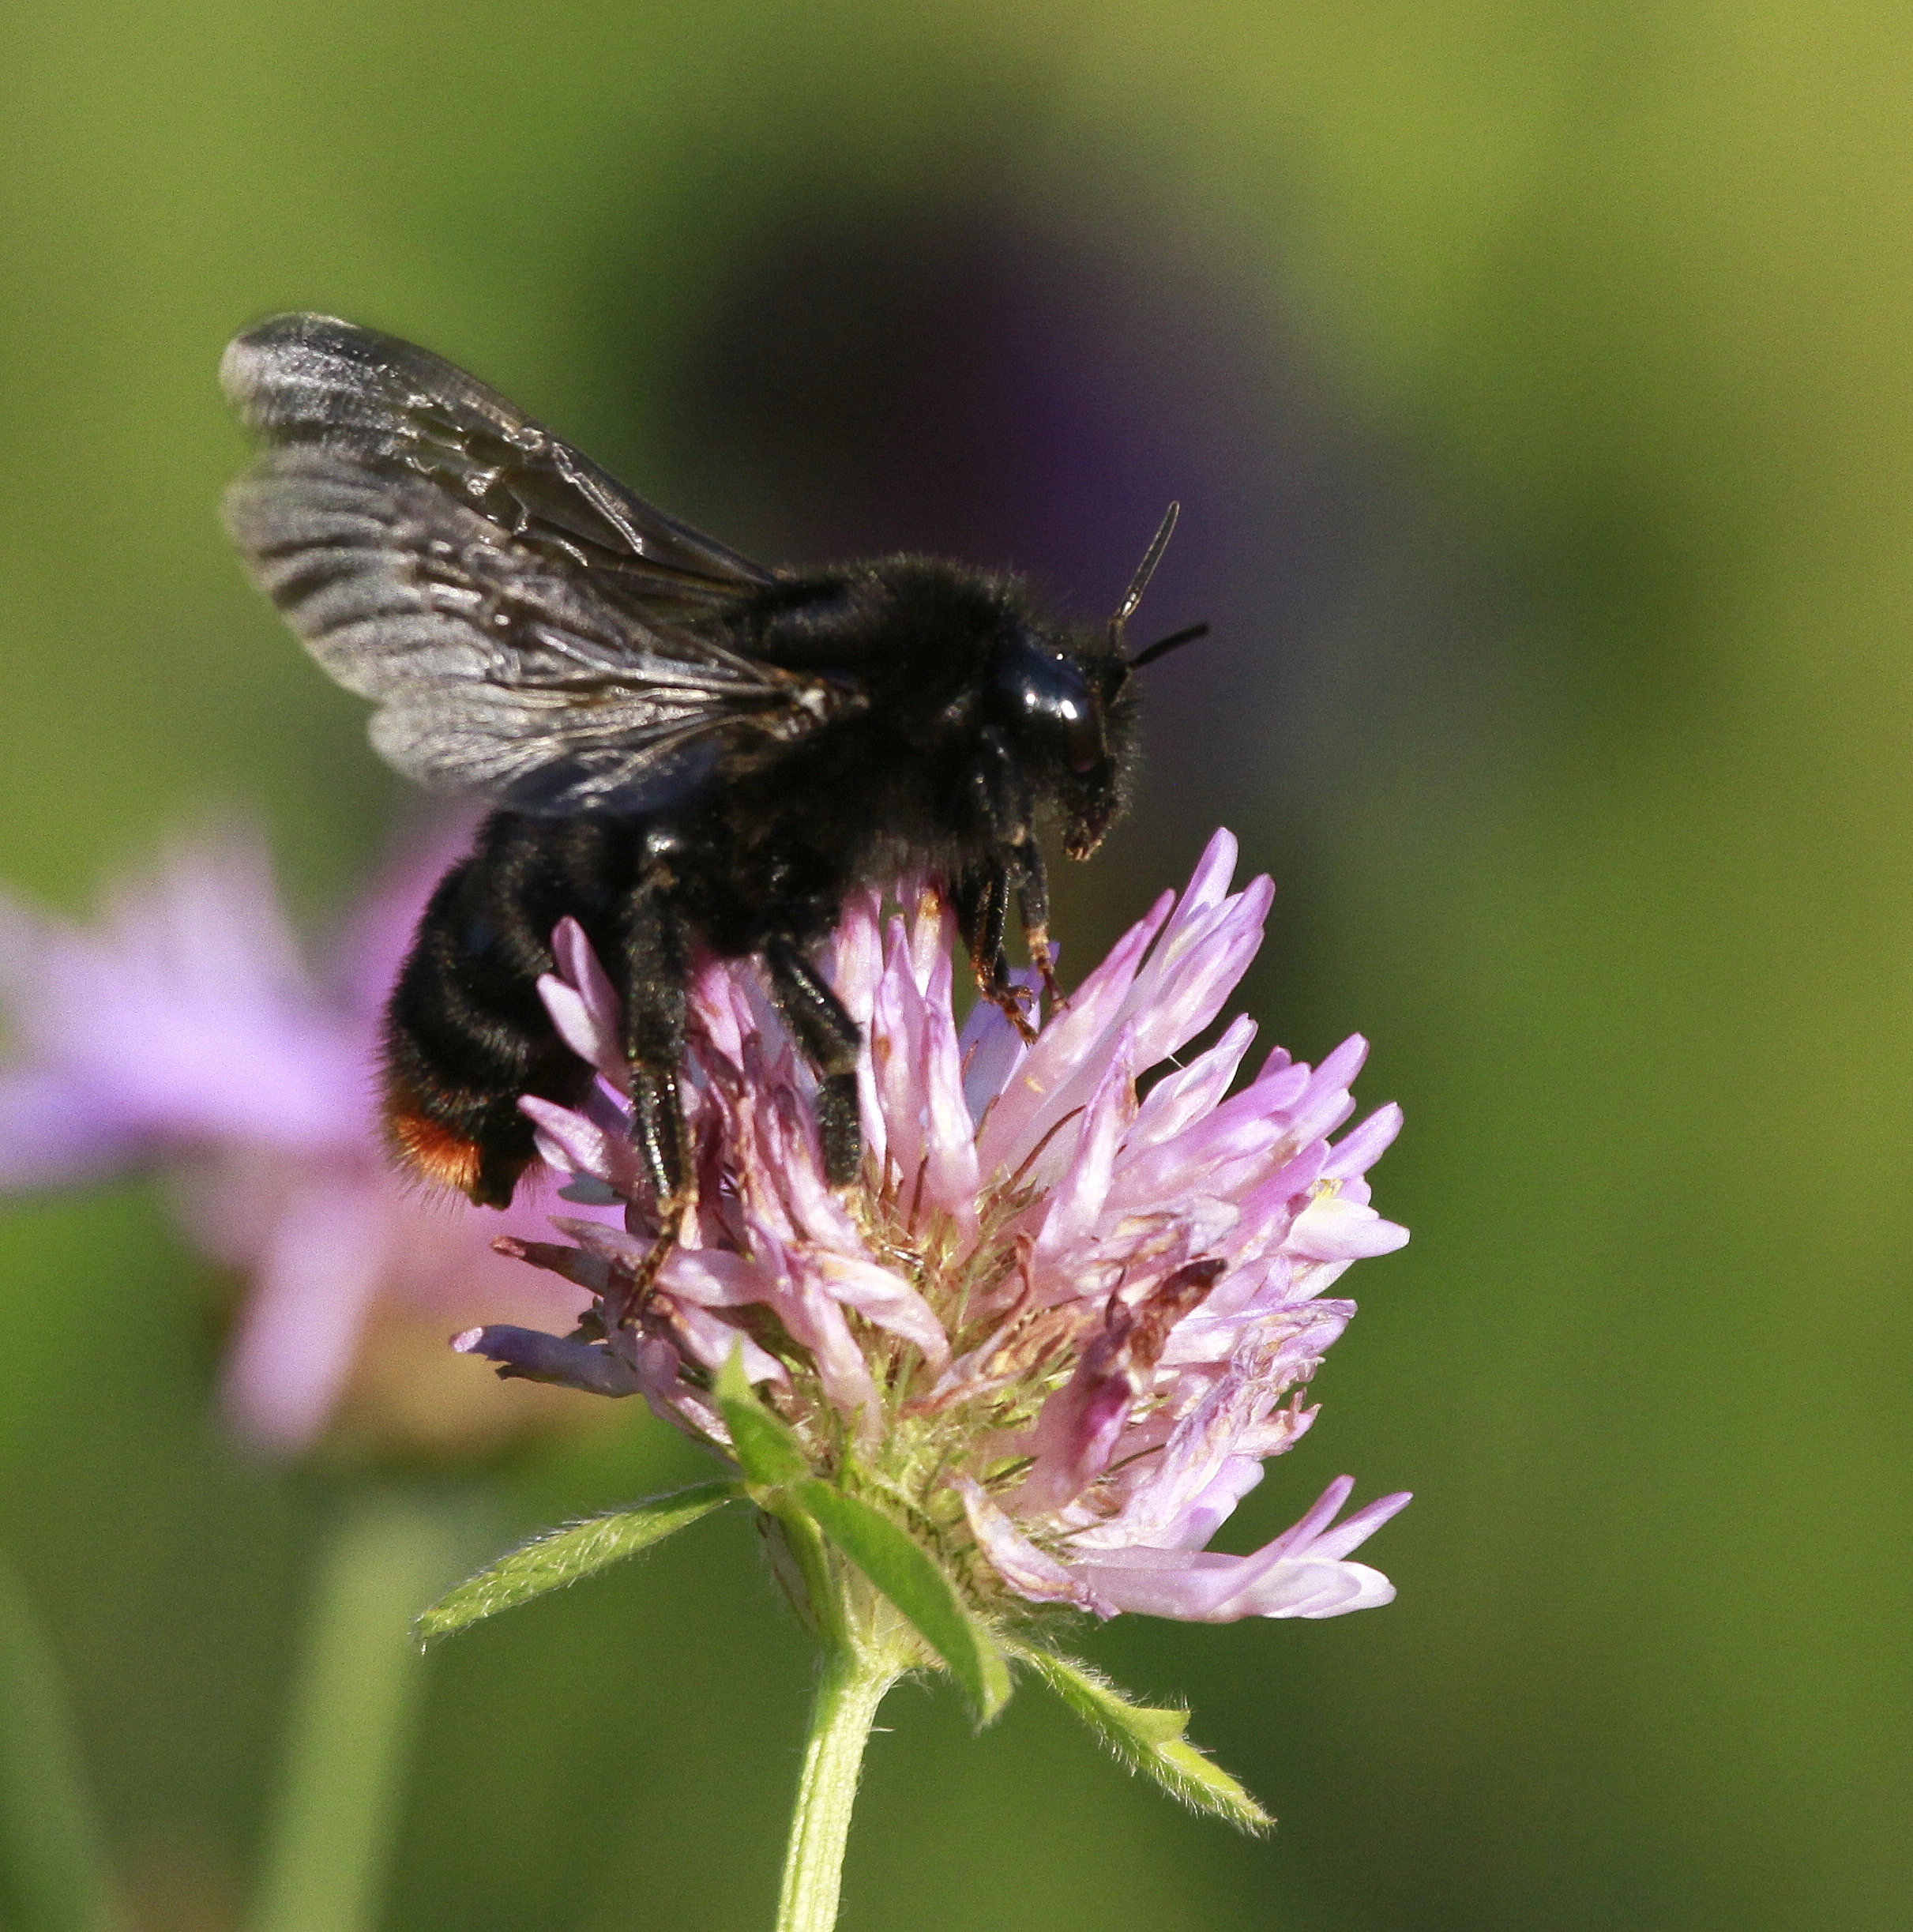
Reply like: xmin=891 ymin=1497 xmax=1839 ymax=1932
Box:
xmin=468 ymin=829 xmax=1411 ymax=1626
xmin=0 ymin=818 xmax=594 ymax=1452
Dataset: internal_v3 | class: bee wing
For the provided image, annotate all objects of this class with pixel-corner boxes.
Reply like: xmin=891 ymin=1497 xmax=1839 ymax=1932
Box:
xmin=221 ymin=314 xmax=845 ymax=815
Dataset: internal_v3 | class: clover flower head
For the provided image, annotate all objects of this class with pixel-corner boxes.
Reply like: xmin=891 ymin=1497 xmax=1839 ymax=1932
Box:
xmin=462 ymin=829 xmax=1410 ymax=1627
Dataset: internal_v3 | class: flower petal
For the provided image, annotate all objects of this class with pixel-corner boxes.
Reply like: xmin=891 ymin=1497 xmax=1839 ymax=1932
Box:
xmin=975 ymin=889 xmax=1174 ymax=1177
xmin=1066 ymin=1475 xmax=1408 ymax=1622
xmin=537 ymin=917 xmax=630 ymax=1090
xmin=1322 ymin=1101 xmax=1404 ymax=1181
xmin=1287 ymin=1192 xmax=1411 ymax=1261
xmin=220 ymin=1173 xmax=392 ymax=1451
xmin=1122 ymin=1013 xmax=1257 ymax=1156
xmin=956 ymin=1477 xmax=1116 ymax=1616
xmin=521 ymin=1094 xmax=647 ymax=1199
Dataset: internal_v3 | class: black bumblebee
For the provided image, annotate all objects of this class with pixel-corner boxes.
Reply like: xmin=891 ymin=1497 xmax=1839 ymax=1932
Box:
xmin=222 ymin=314 xmax=1203 ymax=1230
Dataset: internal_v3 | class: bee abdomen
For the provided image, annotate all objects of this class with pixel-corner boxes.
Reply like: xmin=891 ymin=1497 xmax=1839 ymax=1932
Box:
xmin=380 ymin=851 xmax=602 ymax=1208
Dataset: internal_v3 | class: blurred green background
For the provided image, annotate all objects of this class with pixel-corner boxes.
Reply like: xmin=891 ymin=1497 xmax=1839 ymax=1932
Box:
xmin=2 ymin=2 xmax=1908 ymax=1928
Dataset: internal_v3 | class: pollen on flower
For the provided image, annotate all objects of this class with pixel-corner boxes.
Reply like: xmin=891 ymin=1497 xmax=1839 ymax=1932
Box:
xmin=457 ymin=829 xmax=1415 ymax=1628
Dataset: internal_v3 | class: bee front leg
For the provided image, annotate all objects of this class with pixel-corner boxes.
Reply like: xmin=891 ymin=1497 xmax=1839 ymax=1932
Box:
xmin=618 ymin=885 xmax=693 ymax=1299
xmin=762 ymin=935 xmax=864 ymax=1188
xmin=1008 ymin=840 xmax=1063 ymax=1009
xmin=953 ymin=861 xmax=1036 ymax=1043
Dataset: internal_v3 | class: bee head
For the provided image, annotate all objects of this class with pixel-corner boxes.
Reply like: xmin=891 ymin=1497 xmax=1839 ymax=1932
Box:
xmin=982 ymin=505 xmax=1201 ymax=860
xmin=1054 ymin=503 xmax=1208 ymax=859
xmin=989 ymin=626 xmax=1136 ymax=859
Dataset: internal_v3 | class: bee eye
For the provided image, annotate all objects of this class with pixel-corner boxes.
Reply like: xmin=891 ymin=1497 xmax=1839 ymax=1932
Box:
xmin=1061 ymin=701 xmax=1102 ymax=774
xmin=996 ymin=637 xmax=1104 ymax=772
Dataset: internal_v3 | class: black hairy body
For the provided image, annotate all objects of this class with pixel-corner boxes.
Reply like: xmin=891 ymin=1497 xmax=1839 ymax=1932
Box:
xmin=223 ymin=315 xmax=1194 ymax=1231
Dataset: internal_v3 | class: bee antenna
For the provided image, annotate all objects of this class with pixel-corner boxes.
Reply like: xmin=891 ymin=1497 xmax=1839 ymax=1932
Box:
xmin=1112 ymin=502 xmax=1181 ymax=631
xmin=1128 ymin=621 xmax=1210 ymax=670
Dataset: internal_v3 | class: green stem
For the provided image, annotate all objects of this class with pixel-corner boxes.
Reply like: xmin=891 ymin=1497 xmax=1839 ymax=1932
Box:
xmin=772 ymin=1644 xmax=900 ymax=1932
xmin=249 ymin=1487 xmax=471 ymax=1932
xmin=0 ymin=1548 xmax=130 ymax=1932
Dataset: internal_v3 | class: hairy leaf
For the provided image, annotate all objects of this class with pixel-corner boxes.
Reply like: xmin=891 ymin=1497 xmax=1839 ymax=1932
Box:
xmin=415 ymin=1483 xmax=739 ymax=1641
xmin=1009 ymin=1643 xmax=1272 ymax=1832
xmin=713 ymin=1348 xmax=813 ymax=1487
xmin=797 ymin=1482 xmax=1010 ymax=1724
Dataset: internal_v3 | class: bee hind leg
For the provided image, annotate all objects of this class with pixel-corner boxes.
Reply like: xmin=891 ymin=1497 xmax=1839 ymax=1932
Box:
xmin=762 ymin=935 xmax=864 ymax=1187
xmin=618 ymin=886 xmax=695 ymax=1302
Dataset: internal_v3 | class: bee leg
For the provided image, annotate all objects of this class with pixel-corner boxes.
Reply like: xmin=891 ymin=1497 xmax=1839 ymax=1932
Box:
xmin=973 ymin=726 xmax=1032 ymax=839
xmin=953 ymin=861 xmax=1036 ymax=1043
xmin=1009 ymin=841 xmax=1065 ymax=1009
xmin=618 ymin=887 xmax=693 ymax=1301
xmin=762 ymin=936 xmax=865 ymax=1188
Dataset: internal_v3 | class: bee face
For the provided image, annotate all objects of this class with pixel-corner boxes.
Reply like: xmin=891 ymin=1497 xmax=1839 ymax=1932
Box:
xmin=988 ymin=628 xmax=1134 ymax=859
xmin=991 ymin=631 xmax=1104 ymax=772
xmin=1063 ymin=690 xmax=1137 ymax=858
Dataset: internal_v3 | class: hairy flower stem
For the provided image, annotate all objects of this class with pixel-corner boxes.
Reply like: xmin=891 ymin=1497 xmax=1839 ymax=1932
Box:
xmin=774 ymin=1641 xmax=903 ymax=1932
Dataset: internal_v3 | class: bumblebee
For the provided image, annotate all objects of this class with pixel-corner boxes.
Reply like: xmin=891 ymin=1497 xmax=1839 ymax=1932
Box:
xmin=223 ymin=314 xmax=1202 ymax=1232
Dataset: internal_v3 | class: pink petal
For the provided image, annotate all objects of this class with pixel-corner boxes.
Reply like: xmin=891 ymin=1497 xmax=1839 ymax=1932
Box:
xmin=1014 ymin=1308 xmax=1137 ymax=1515
xmin=1298 ymin=1485 xmax=1414 ymax=1562
xmin=1210 ymin=1557 xmax=1397 ymax=1620
xmin=1284 ymin=1034 xmax=1370 ymax=1146
xmin=974 ymin=889 xmax=1174 ymax=1176
xmin=1286 ymin=1193 xmax=1411 ymax=1261
xmin=810 ymin=1252 xmax=952 ymax=1370
xmin=1175 ymin=826 xmax=1242 ymax=918
xmin=0 ymin=1070 xmax=142 ymax=1186
xmin=821 ymin=888 xmax=884 ymax=1030
xmin=955 ymin=1477 xmax=1116 ymax=1615
xmin=870 ymin=918 xmax=978 ymax=1232
xmin=688 ymin=953 xmax=751 ymax=1064
xmin=539 ymin=918 xmax=628 ymax=1090
xmin=1081 ymin=1317 xmax=1331 ymax=1547
xmin=1322 ymin=1101 xmax=1404 ymax=1181
xmin=1261 ymin=1473 xmax=1358 ymax=1558
xmin=1065 ymin=1481 xmax=1406 ymax=1620
xmin=1032 ymin=1027 xmax=1138 ymax=1264
xmin=981 ymin=845 xmax=1275 ymax=1186
xmin=1157 ymin=1455 xmax=1266 ymax=1550
xmin=959 ymin=961 xmax=1043 ymax=1123
xmin=905 ymin=885 xmax=952 ymax=994
xmin=1122 ymin=877 xmax=1275 ymax=1073
xmin=1122 ymin=1013 xmax=1257 ymax=1155
xmin=219 ymin=1174 xmax=392 ymax=1452
xmin=520 ymin=1094 xmax=646 ymax=1199
xmin=652 ymin=1294 xmax=787 ymax=1385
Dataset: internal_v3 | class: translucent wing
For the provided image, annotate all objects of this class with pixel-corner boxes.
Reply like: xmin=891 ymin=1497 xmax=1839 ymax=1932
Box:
xmin=221 ymin=314 xmax=850 ymax=815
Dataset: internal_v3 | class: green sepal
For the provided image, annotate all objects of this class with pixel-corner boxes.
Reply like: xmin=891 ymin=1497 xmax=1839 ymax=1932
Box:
xmin=415 ymin=1481 xmax=739 ymax=1642
xmin=1008 ymin=1643 xmax=1272 ymax=1832
xmin=710 ymin=1351 xmax=1007 ymax=1722
xmin=795 ymin=1481 xmax=1011 ymax=1726
xmin=713 ymin=1347 xmax=814 ymax=1487
xmin=757 ymin=1501 xmax=850 ymax=1651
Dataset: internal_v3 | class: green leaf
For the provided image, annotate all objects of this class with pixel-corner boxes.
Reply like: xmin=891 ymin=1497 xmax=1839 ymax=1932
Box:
xmin=1008 ymin=1644 xmax=1272 ymax=1832
xmin=757 ymin=1502 xmax=848 ymax=1649
xmin=0 ymin=1551 xmax=131 ymax=1932
xmin=713 ymin=1347 xmax=813 ymax=1487
xmin=795 ymin=1481 xmax=1011 ymax=1724
xmin=415 ymin=1482 xmax=739 ymax=1641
